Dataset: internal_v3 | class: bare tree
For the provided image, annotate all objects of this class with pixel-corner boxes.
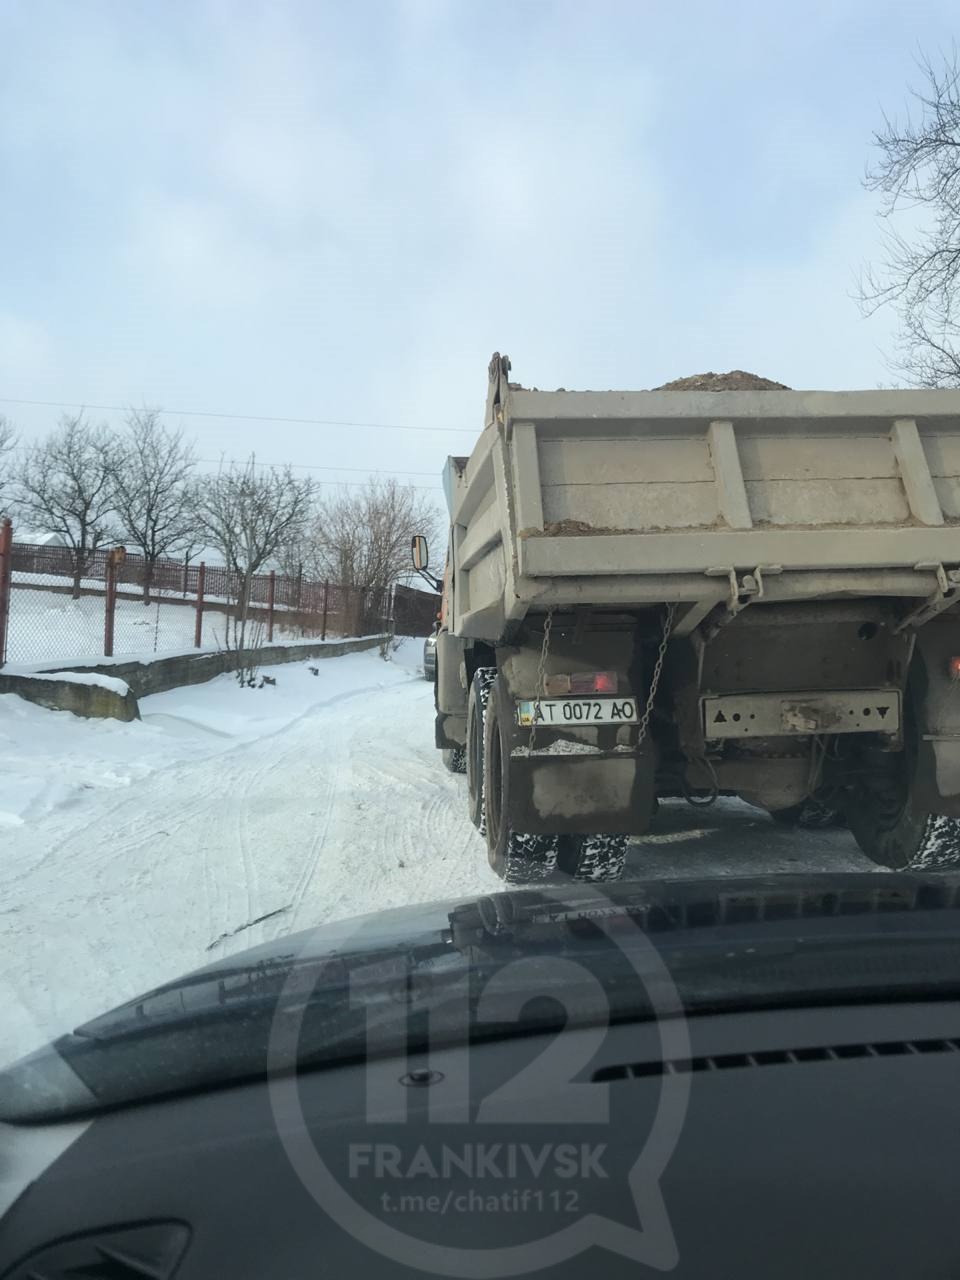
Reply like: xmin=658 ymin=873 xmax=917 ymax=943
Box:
xmin=859 ymin=48 xmax=960 ymax=385
xmin=274 ymin=531 xmax=311 ymax=582
xmin=13 ymin=415 xmax=117 ymax=597
xmin=193 ymin=456 xmax=315 ymax=675
xmin=0 ymin=416 xmax=16 ymax=516
xmin=309 ymin=478 xmax=440 ymax=634
xmin=176 ymin=533 xmax=205 ymax=596
xmin=112 ymin=410 xmax=198 ymax=603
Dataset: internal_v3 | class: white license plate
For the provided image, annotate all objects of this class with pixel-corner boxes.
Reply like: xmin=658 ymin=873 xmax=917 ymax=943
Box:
xmin=516 ymin=697 xmax=639 ymax=727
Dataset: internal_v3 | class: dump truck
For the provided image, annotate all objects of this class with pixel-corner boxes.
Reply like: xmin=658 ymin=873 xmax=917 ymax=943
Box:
xmin=412 ymin=353 xmax=960 ymax=883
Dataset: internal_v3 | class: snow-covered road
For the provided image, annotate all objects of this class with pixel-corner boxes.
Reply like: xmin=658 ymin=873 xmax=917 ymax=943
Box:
xmin=0 ymin=639 xmax=878 ymax=1065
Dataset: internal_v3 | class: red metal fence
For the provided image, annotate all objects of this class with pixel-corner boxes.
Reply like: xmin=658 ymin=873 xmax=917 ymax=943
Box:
xmin=10 ymin=539 xmax=308 ymax=607
xmin=0 ymin=519 xmax=12 ymax=667
xmin=0 ymin=528 xmax=438 ymax=668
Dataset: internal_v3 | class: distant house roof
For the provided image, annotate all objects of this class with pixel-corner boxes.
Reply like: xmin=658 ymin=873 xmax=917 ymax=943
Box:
xmin=17 ymin=529 xmax=67 ymax=547
xmin=188 ymin=546 xmax=226 ymax=567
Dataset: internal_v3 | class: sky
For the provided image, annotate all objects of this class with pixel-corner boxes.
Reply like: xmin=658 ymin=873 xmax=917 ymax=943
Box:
xmin=1 ymin=0 xmax=958 ymax=515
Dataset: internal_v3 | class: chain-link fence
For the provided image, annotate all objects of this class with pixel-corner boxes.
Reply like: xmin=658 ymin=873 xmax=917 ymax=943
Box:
xmin=6 ymin=587 xmax=110 ymax=665
xmin=0 ymin=521 xmax=412 ymax=668
xmin=110 ymin=594 xmax=199 ymax=661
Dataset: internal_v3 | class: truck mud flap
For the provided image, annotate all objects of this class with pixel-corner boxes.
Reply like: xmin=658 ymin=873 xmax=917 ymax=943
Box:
xmin=504 ymin=753 xmax=656 ymax=836
xmin=434 ymin=632 xmax=467 ymax=717
xmin=435 ymin=713 xmax=466 ymax=751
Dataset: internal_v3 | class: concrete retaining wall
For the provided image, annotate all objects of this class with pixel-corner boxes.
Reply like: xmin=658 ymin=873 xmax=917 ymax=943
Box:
xmin=0 ymin=634 xmax=387 ymax=718
xmin=0 ymin=672 xmax=140 ymax=721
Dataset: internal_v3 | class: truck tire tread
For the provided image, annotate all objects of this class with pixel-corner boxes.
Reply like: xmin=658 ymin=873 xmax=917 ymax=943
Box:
xmin=499 ymin=833 xmax=560 ymax=884
xmin=845 ymin=791 xmax=960 ymax=869
xmin=467 ymin=667 xmax=497 ymax=833
xmin=557 ymin=834 xmax=628 ymax=882
xmin=902 ymin=813 xmax=960 ymax=870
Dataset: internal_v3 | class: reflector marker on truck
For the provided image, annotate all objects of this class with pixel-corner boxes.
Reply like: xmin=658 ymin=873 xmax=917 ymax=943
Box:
xmin=702 ymin=690 xmax=902 ymax=738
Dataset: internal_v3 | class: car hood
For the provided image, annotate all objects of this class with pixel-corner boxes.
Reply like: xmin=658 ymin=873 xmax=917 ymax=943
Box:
xmin=5 ymin=872 xmax=960 ymax=1121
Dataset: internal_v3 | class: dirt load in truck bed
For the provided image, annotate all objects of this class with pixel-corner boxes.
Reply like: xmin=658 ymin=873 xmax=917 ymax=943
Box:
xmin=654 ymin=370 xmax=791 ymax=391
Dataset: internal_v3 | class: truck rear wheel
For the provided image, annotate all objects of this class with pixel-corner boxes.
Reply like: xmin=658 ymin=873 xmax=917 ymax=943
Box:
xmin=843 ymin=752 xmax=960 ymax=869
xmin=483 ymin=675 xmax=559 ymax=883
xmin=466 ymin=667 xmax=497 ymax=832
xmin=846 ymin=798 xmax=960 ymax=869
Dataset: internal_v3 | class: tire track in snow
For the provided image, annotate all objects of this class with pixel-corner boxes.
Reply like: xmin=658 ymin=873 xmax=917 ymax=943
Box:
xmin=1 ymin=654 xmax=430 ymax=1058
xmin=281 ymin=717 xmax=345 ymax=937
xmin=277 ymin=679 xmax=500 ymax=928
xmin=205 ymin=680 xmax=386 ymax=949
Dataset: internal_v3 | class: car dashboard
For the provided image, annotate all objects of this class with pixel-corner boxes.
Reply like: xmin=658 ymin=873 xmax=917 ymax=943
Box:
xmin=2 ymin=998 xmax=959 ymax=1278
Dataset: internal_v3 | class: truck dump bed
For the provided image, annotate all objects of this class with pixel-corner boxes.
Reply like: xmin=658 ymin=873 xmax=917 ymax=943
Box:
xmin=446 ymin=361 xmax=960 ymax=641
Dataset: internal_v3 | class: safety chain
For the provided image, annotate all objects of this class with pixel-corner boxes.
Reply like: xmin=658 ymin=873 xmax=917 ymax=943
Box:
xmin=527 ymin=603 xmax=674 ymax=753
xmin=637 ymin=603 xmax=676 ymax=747
xmin=529 ymin=607 xmax=555 ymax=751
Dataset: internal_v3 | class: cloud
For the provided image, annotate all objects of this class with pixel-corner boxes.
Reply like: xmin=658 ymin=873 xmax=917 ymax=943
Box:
xmin=661 ymin=192 xmax=901 ymax=390
xmin=120 ymin=195 xmax=287 ymax=307
xmin=0 ymin=313 xmax=55 ymax=384
xmin=0 ymin=0 xmax=922 ymax=473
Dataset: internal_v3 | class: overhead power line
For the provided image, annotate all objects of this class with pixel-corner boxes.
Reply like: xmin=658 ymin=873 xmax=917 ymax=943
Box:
xmin=0 ymin=395 xmax=475 ymax=435
xmin=206 ymin=457 xmax=443 ymax=491
xmin=312 ymin=478 xmax=442 ymax=492
xmin=193 ymin=455 xmax=440 ymax=478
xmin=5 ymin=444 xmax=444 ymax=487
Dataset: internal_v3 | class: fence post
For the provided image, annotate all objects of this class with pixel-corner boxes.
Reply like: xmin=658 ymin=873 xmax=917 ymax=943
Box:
xmin=295 ymin=563 xmax=303 ymax=611
xmin=0 ymin=518 xmax=12 ymax=668
xmin=195 ymin=562 xmax=206 ymax=648
xmin=104 ymin=549 xmax=119 ymax=657
xmin=321 ymin=581 xmax=329 ymax=641
xmin=267 ymin=569 xmax=276 ymax=643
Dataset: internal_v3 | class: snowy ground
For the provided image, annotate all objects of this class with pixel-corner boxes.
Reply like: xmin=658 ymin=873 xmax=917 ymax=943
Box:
xmin=0 ymin=638 xmax=878 ymax=1067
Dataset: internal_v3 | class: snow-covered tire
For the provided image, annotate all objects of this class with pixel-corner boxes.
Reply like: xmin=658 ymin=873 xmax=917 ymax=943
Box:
xmin=905 ymin=815 xmax=960 ymax=869
xmin=467 ymin=667 xmax=497 ymax=833
xmin=483 ymin=674 xmax=559 ymax=883
xmin=557 ymin=834 xmax=628 ymax=883
xmin=496 ymin=832 xmax=561 ymax=884
xmin=843 ymin=734 xmax=960 ymax=869
xmin=845 ymin=787 xmax=960 ymax=869
xmin=770 ymin=800 xmax=845 ymax=829
xmin=442 ymin=747 xmax=466 ymax=774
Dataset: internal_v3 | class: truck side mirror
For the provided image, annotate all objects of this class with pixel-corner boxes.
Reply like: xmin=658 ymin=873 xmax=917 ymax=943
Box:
xmin=411 ymin=535 xmax=429 ymax=571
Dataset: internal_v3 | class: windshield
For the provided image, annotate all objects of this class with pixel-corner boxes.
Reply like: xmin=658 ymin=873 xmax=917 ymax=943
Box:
xmin=2 ymin=6 xmax=960 ymax=1276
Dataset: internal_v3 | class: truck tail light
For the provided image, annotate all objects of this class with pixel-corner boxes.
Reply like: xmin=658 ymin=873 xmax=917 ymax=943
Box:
xmin=571 ymin=672 xmax=617 ymax=695
xmin=950 ymin=657 xmax=960 ymax=681
xmin=544 ymin=671 xmax=619 ymax=696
